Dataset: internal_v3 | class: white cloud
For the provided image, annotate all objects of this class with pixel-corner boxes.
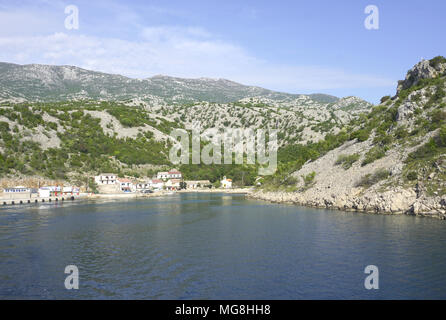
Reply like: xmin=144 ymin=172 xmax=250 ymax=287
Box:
xmin=0 ymin=28 xmax=394 ymax=93
xmin=0 ymin=0 xmax=395 ymax=96
xmin=141 ymin=26 xmax=211 ymax=42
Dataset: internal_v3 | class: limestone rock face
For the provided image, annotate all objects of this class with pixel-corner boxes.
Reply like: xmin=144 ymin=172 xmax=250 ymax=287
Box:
xmin=396 ymin=101 xmax=417 ymax=121
xmin=249 ymin=187 xmax=446 ymax=219
xmin=396 ymin=59 xmax=446 ymax=95
xmin=248 ymin=58 xmax=446 ymax=220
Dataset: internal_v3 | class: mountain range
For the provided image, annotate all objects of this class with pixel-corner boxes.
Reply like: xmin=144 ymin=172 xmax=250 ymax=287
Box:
xmin=0 ymin=62 xmax=339 ymax=104
xmin=0 ymin=60 xmax=373 ymax=190
xmin=2 ymin=57 xmax=446 ymax=218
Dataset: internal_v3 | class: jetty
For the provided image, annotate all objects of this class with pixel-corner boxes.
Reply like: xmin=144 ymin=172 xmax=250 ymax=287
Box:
xmin=1 ymin=195 xmax=80 ymax=206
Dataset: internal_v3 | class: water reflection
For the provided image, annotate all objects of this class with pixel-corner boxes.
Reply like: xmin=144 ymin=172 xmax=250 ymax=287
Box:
xmin=0 ymin=193 xmax=445 ymax=299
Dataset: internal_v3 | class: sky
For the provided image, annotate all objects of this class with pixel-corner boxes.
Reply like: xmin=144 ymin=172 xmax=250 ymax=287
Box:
xmin=0 ymin=0 xmax=445 ymax=103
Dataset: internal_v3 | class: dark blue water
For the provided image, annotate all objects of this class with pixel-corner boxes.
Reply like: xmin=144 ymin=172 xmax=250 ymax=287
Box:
xmin=0 ymin=193 xmax=445 ymax=299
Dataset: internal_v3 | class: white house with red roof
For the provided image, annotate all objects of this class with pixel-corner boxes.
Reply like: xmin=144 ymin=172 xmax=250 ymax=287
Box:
xmin=168 ymin=170 xmax=182 ymax=179
xmin=117 ymin=178 xmax=134 ymax=192
xmin=221 ymin=176 xmax=233 ymax=189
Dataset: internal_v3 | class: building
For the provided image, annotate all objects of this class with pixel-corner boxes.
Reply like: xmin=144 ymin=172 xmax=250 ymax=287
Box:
xmin=168 ymin=170 xmax=182 ymax=179
xmin=94 ymin=174 xmax=117 ymax=185
xmin=157 ymin=172 xmax=169 ymax=180
xmin=38 ymin=187 xmax=51 ymax=198
xmin=134 ymin=181 xmax=150 ymax=191
xmin=38 ymin=186 xmax=61 ymax=198
xmin=185 ymin=180 xmax=212 ymax=189
xmin=117 ymin=178 xmax=133 ymax=192
xmin=150 ymin=179 xmax=164 ymax=190
xmin=157 ymin=170 xmax=182 ymax=180
xmin=3 ymin=186 xmax=31 ymax=193
xmin=3 ymin=186 xmax=36 ymax=199
xmin=165 ymin=179 xmax=181 ymax=190
xmin=62 ymin=186 xmax=80 ymax=195
xmin=221 ymin=176 xmax=232 ymax=189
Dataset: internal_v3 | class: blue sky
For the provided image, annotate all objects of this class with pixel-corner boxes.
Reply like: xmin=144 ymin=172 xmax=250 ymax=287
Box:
xmin=0 ymin=0 xmax=445 ymax=103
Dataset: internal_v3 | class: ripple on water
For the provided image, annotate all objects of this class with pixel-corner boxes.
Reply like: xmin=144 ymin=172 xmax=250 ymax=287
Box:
xmin=1 ymin=193 xmax=446 ymax=299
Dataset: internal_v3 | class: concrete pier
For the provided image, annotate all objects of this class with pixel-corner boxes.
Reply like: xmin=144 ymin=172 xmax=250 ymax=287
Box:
xmin=1 ymin=195 xmax=76 ymax=206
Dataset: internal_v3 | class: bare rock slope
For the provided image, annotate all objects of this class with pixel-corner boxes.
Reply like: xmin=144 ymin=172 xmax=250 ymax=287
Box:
xmin=250 ymin=57 xmax=446 ymax=219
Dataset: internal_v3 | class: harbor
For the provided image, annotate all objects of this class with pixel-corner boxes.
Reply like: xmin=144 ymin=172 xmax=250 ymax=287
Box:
xmin=1 ymin=185 xmax=84 ymax=206
xmin=1 ymin=195 xmax=79 ymax=205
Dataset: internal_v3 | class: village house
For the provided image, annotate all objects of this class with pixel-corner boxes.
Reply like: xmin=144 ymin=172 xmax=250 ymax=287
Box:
xmin=94 ymin=174 xmax=117 ymax=185
xmin=220 ymin=176 xmax=233 ymax=189
xmin=157 ymin=171 xmax=169 ymax=180
xmin=134 ymin=181 xmax=150 ymax=192
xmin=168 ymin=170 xmax=182 ymax=179
xmin=117 ymin=178 xmax=133 ymax=192
xmin=157 ymin=169 xmax=182 ymax=180
xmin=185 ymin=180 xmax=212 ymax=189
xmin=150 ymin=179 xmax=164 ymax=190
xmin=165 ymin=179 xmax=181 ymax=190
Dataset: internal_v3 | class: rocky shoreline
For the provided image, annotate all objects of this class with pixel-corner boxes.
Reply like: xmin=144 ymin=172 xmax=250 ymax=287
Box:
xmin=247 ymin=189 xmax=446 ymax=220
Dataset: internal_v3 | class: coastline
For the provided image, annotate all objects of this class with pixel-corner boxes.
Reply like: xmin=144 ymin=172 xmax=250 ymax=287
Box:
xmin=88 ymin=192 xmax=164 ymax=199
xmin=247 ymin=189 xmax=446 ymax=220
xmin=88 ymin=188 xmax=254 ymax=199
xmin=0 ymin=188 xmax=254 ymax=206
xmin=177 ymin=188 xmax=253 ymax=194
xmin=4 ymin=186 xmax=445 ymax=220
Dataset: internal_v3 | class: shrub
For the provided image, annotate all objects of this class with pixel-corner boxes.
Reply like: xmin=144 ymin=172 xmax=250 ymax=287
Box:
xmin=394 ymin=126 xmax=409 ymax=140
xmin=47 ymin=121 xmax=58 ymax=131
xmin=407 ymin=171 xmax=418 ymax=181
xmin=380 ymin=95 xmax=391 ymax=104
xmin=429 ymin=56 xmax=446 ymax=68
xmin=362 ymin=146 xmax=386 ymax=166
xmin=335 ymin=153 xmax=360 ymax=170
xmin=407 ymin=139 xmax=437 ymax=161
xmin=414 ymin=108 xmax=422 ymax=115
xmin=284 ymin=176 xmax=298 ymax=186
xmin=435 ymin=125 xmax=446 ymax=147
xmin=373 ymin=132 xmax=393 ymax=146
xmin=0 ymin=121 xmax=10 ymax=132
xmin=302 ymin=171 xmax=316 ymax=186
xmin=356 ymin=168 xmax=390 ymax=188
xmin=351 ymin=128 xmax=371 ymax=142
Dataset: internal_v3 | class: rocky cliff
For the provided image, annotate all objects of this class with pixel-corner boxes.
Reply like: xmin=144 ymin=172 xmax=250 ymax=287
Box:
xmin=250 ymin=57 xmax=446 ymax=219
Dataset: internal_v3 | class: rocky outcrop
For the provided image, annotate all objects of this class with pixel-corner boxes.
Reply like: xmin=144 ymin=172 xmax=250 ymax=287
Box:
xmin=396 ymin=100 xmax=417 ymax=121
xmin=248 ymin=119 xmax=445 ymax=219
xmin=396 ymin=58 xmax=446 ymax=95
xmin=248 ymin=189 xmax=446 ymax=219
xmin=251 ymin=57 xmax=446 ymax=220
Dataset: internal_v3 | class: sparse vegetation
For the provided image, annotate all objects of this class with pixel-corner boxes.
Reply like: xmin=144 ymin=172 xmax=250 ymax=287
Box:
xmin=302 ymin=171 xmax=316 ymax=188
xmin=362 ymin=146 xmax=387 ymax=166
xmin=380 ymin=95 xmax=391 ymax=104
xmin=429 ymin=56 xmax=446 ymax=69
xmin=356 ymin=168 xmax=390 ymax=188
xmin=335 ymin=153 xmax=360 ymax=170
